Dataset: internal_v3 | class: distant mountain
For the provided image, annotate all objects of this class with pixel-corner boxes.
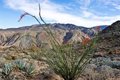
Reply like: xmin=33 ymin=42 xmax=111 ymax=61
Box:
xmin=0 ymin=23 xmax=108 ymax=37
xmin=0 ymin=23 xmax=107 ymax=49
xmin=53 ymin=23 xmax=108 ymax=37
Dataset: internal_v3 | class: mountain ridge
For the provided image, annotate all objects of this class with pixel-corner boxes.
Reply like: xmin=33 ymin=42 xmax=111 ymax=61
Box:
xmin=0 ymin=23 xmax=108 ymax=36
xmin=0 ymin=23 xmax=108 ymax=49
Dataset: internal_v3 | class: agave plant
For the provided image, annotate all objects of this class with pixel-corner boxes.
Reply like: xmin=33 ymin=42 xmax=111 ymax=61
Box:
xmin=13 ymin=59 xmax=35 ymax=76
xmin=24 ymin=63 xmax=35 ymax=76
xmin=14 ymin=59 xmax=26 ymax=70
xmin=2 ymin=63 xmax=13 ymax=79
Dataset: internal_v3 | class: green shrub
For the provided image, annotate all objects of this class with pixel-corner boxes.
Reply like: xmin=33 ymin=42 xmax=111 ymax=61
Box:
xmin=13 ymin=59 xmax=35 ymax=76
xmin=18 ymin=4 xmax=97 ymax=80
xmin=30 ymin=51 xmax=43 ymax=61
xmin=24 ymin=63 xmax=35 ymax=76
xmin=2 ymin=63 xmax=13 ymax=79
xmin=44 ymin=40 xmax=96 ymax=80
xmin=14 ymin=59 xmax=26 ymax=70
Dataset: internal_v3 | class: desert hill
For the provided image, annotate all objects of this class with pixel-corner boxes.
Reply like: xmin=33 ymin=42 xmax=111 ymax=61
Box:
xmin=0 ymin=22 xmax=120 ymax=80
xmin=97 ymin=20 xmax=120 ymax=55
xmin=0 ymin=23 xmax=106 ymax=49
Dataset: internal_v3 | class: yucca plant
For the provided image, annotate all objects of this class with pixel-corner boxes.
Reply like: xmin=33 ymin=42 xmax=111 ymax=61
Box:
xmin=18 ymin=3 xmax=97 ymax=80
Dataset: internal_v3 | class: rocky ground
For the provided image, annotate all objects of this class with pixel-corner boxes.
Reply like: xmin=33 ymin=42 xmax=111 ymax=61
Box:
xmin=0 ymin=21 xmax=120 ymax=80
xmin=0 ymin=46 xmax=120 ymax=80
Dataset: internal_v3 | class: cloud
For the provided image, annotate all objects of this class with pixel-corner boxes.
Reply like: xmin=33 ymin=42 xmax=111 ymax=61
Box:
xmin=76 ymin=0 xmax=91 ymax=10
xmin=97 ymin=0 xmax=120 ymax=10
xmin=5 ymin=0 xmax=120 ymax=27
xmin=112 ymin=3 xmax=120 ymax=10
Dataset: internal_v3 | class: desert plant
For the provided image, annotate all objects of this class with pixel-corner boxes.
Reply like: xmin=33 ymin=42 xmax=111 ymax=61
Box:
xmin=44 ymin=40 xmax=96 ymax=80
xmin=30 ymin=52 xmax=43 ymax=60
xmin=18 ymin=3 xmax=97 ymax=80
xmin=13 ymin=59 xmax=35 ymax=76
xmin=14 ymin=59 xmax=26 ymax=70
xmin=90 ymin=57 xmax=111 ymax=67
xmin=110 ymin=61 xmax=120 ymax=69
xmin=2 ymin=63 xmax=13 ymax=79
xmin=24 ymin=63 xmax=35 ymax=76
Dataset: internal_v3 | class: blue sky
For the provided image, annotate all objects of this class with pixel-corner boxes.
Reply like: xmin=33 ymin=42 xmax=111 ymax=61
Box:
xmin=0 ymin=0 xmax=120 ymax=28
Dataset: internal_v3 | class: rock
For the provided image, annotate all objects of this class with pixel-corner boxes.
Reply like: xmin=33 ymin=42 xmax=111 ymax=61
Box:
xmin=112 ymin=57 xmax=120 ymax=61
xmin=19 ymin=34 xmax=36 ymax=50
xmin=110 ymin=61 xmax=120 ymax=69
xmin=36 ymin=72 xmax=63 ymax=80
xmin=0 ymin=34 xmax=5 ymax=45
xmin=90 ymin=57 xmax=111 ymax=67
xmin=98 ymin=65 xmax=114 ymax=76
xmin=9 ymin=71 xmax=27 ymax=80
xmin=86 ymin=64 xmax=97 ymax=70
xmin=3 ymin=33 xmax=21 ymax=46
xmin=77 ymin=77 xmax=84 ymax=80
xmin=0 ymin=57 xmax=7 ymax=68
xmin=113 ymin=69 xmax=120 ymax=77
xmin=93 ymin=52 xmax=107 ymax=57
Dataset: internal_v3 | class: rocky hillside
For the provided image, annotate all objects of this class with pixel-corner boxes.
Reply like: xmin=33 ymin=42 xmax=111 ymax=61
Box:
xmin=0 ymin=23 xmax=107 ymax=49
xmin=97 ymin=21 xmax=120 ymax=55
xmin=0 ymin=23 xmax=120 ymax=80
xmin=89 ymin=21 xmax=120 ymax=80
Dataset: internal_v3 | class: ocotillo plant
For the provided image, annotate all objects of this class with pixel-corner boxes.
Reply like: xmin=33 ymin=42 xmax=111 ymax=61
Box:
xmin=19 ymin=3 xmax=97 ymax=80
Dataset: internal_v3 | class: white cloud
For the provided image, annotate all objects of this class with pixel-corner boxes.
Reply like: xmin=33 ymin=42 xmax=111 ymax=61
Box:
xmin=97 ymin=0 xmax=120 ymax=10
xmin=5 ymin=0 xmax=120 ymax=27
xmin=76 ymin=0 xmax=91 ymax=10
xmin=112 ymin=3 xmax=120 ymax=10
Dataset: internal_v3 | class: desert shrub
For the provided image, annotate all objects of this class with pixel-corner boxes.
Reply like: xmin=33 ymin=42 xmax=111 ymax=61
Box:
xmin=13 ymin=59 xmax=35 ymax=77
xmin=110 ymin=61 xmax=120 ymax=69
xmin=1 ymin=63 xmax=13 ymax=79
xmin=90 ymin=57 xmax=111 ymax=66
xmin=30 ymin=52 xmax=41 ymax=60
xmin=30 ymin=52 xmax=45 ymax=61
xmin=43 ymin=39 xmax=96 ymax=80
xmin=24 ymin=63 xmax=35 ymax=76
xmin=91 ymin=57 xmax=120 ymax=69
xmin=1 ymin=59 xmax=35 ymax=78
xmin=14 ymin=59 xmax=27 ymax=70
xmin=18 ymin=4 xmax=97 ymax=80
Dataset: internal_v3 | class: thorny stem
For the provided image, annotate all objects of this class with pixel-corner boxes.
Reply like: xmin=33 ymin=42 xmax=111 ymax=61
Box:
xmin=38 ymin=3 xmax=60 ymax=46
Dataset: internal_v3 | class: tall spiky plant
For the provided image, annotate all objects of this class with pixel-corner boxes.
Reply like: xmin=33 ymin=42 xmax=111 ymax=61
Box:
xmin=19 ymin=3 xmax=97 ymax=80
